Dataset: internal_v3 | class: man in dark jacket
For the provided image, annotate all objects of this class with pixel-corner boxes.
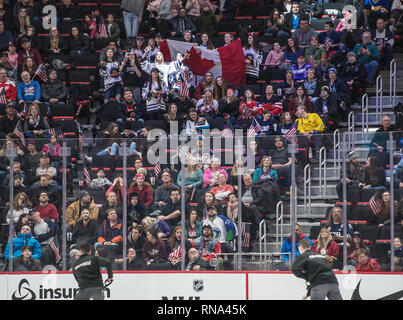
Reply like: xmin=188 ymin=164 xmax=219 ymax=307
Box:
xmin=0 ymin=20 xmax=13 ymax=52
xmin=158 ymin=188 xmax=183 ymax=228
xmin=96 ymin=208 xmax=123 ymax=259
xmin=0 ymin=102 xmax=19 ymax=138
xmin=72 ymin=243 xmax=113 ymax=300
xmin=341 ymin=52 xmax=367 ymax=104
xmin=41 ymin=69 xmax=68 ymax=106
xmin=300 ymin=0 xmax=321 ymax=19
xmin=13 ymin=245 xmax=42 ymax=271
xmin=291 ymin=238 xmax=342 ymax=300
xmin=283 ymin=2 xmax=308 ymax=34
xmin=371 ymin=17 xmax=395 ymax=66
xmin=71 ymin=208 xmax=99 ymax=247
xmin=169 ymin=7 xmax=197 ymax=38
xmin=313 ymin=85 xmax=340 ymax=130
xmin=368 ymin=115 xmax=396 ymax=167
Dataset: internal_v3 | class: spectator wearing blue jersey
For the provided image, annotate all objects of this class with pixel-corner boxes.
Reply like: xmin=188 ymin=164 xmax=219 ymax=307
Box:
xmin=290 ymin=53 xmax=312 ymax=83
xmin=17 ymin=70 xmax=41 ymax=104
xmin=325 ymin=206 xmax=354 ymax=244
xmin=257 ymin=110 xmax=277 ymax=136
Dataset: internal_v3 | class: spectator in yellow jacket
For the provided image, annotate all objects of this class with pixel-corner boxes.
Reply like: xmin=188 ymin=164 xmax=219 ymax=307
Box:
xmin=295 ymin=105 xmax=324 ymax=160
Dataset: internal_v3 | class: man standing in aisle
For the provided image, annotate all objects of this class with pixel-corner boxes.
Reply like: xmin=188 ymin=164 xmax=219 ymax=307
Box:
xmin=291 ymin=238 xmax=342 ymax=300
xmin=121 ymin=0 xmax=145 ymax=40
xmin=72 ymin=243 xmax=113 ymax=300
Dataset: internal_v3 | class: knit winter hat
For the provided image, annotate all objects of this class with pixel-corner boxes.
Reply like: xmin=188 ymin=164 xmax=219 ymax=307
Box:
xmin=328 ymin=67 xmax=337 ymax=75
xmin=79 ymin=190 xmax=90 ymax=200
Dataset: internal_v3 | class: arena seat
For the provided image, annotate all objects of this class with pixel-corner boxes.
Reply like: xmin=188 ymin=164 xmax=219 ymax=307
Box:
xmin=357 ymin=224 xmax=380 ymax=243
xmin=50 ymin=104 xmax=76 ymax=118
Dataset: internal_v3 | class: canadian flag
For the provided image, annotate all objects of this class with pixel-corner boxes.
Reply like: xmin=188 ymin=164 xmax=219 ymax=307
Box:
xmin=160 ymin=38 xmax=246 ymax=88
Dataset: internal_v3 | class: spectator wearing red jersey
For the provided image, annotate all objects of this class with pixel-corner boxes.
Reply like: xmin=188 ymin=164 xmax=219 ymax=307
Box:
xmin=312 ymin=228 xmax=340 ymax=268
xmin=0 ymin=67 xmax=17 ymax=102
xmin=128 ymin=173 xmax=154 ymax=210
xmin=259 ymin=84 xmax=283 ymax=116
xmin=237 ymin=89 xmax=261 ymax=120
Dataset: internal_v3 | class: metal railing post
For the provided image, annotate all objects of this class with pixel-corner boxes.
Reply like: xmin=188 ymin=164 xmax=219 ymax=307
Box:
xmin=319 ymin=146 xmax=327 ymax=198
xmin=259 ymin=219 xmax=267 ymax=270
xmin=348 ymin=111 xmax=355 ymax=150
xmin=361 ymin=93 xmax=369 ymax=137
xmin=303 ymin=164 xmax=311 ymax=218
xmin=376 ymin=75 xmax=383 ymax=123
xmin=390 ymin=59 xmax=396 ymax=107
xmin=389 ymin=133 xmax=395 ymax=271
xmin=333 ymin=129 xmax=340 ymax=177
xmin=275 ymin=201 xmax=283 ymax=252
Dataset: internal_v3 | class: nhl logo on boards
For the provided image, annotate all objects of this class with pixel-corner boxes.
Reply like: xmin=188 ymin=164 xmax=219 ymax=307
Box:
xmin=193 ymin=279 xmax=204 ymax=292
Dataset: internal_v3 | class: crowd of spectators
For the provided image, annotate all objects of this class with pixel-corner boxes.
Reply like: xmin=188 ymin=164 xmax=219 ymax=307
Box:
xmin=0 ymin=0 xmax=402 ymax=272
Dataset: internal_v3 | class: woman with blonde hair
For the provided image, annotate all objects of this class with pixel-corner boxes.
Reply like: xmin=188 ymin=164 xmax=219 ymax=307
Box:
xmin=23 ymin=102 xmax=51 ymax=138
xmin=43 ymin=26 xmax=67 ymax=61
xmin=312 ymin=228 xmax=339 ymax=263
xmin=141 ymin=216 xmax=172 ymax=240
xmin=252 ymin=156 xmax=278 ymax=182
xmin=13 ymin=7 xmax=31 ymax=38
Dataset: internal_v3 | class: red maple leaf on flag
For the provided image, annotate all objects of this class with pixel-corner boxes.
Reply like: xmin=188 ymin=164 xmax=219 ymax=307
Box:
xmin=183 ymin=47 xmax=215 ymax=76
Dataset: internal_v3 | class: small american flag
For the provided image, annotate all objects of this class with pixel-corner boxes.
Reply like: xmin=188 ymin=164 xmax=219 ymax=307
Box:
xmin=47 ymin=127 xmax=64 ymax=139
xmin=75 ymin=103 xmax=84 ymax=118
xmin=241 ymin=222 xmax=251 ymax=248
xmin=284 ymin=122 xmax=298 ymax=144
xmin=179 ymin=80 xmax=189 ymax=97
xmin=247 ymin=116 xmax=262 ymax=137
xmin=83 ymin=160 xmax=91 ymax=186
xmin=98 ymin=23 xmax=108 ymax=38
xmin=369 ymin=193 xmax=382 ymax=216
xmin=13 ymin=120 xmax=25 ymax=146
xmin=324 ymin=36 xmax=331 ymax=52
xmin=49 ymin=237 xmax=62 ymax=264
xmin=154 ymin=161 xmax=161 ymax=177
xmin=34 ymin=64 xmax=48 ymax=82
xmin=0 ymin=88 xmax=7 ymax=104
xmin=17 ymin=103 xmax=29 ymax=120
xmin=75 ymin=120 xmax=83 ymax=151
xmin=221 ymin=119 xmax=234 ymax=138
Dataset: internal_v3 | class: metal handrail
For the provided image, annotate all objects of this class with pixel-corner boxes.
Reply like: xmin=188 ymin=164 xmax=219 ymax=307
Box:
xmin=258 ymin=219 xmax=268 ymax=270
xmin=275 ymin=201 xmax=284 ymax=252
xmin=319 ymin=146 xmax=327 ymax=198
xmin=333 ymin=129 xmax=341 ymax=177
xmin=361 ymin=93 xmax=369 ymax=137
xmin=347 ymin=111 xmax=355 ymax=150
xmin=303 ymin=164 xmax=311 ymax=218
xmin=376 ymin=74 xmax=383 ymax=123
xmin=390 ymin=59 xmax=396 ymax=107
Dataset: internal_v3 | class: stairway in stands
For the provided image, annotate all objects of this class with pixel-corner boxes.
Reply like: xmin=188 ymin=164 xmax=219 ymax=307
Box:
xmin=247 ymin=51 xmax=403 ymax=270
